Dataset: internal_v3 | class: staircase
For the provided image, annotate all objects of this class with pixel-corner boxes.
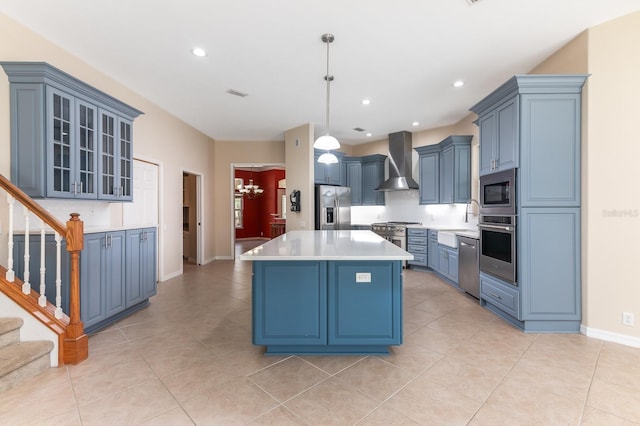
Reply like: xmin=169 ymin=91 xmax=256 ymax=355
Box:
xmin=0 ymin=318 xmax=54 ymax=393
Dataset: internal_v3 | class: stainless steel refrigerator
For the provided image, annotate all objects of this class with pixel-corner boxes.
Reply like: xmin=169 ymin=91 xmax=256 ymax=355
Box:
xmin=315 ymin=185 xmax=351 ymax=230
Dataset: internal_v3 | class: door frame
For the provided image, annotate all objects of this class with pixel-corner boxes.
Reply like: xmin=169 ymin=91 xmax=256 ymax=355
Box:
xmin=182 ymin=170 xmax=203 ymax=266
xmin=230 ymin=163 xmax=285 ymax=260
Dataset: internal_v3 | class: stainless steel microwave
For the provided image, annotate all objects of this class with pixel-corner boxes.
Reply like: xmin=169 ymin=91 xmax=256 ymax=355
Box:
xmin=480 ymin=168 xmax=516 ymax=215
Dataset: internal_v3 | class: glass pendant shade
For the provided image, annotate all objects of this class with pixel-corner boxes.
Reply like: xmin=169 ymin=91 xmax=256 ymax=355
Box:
xmin=317 ymin=152 xmax=339 ymax=164
xmin=313 ymin=134 xmax=340 ymax=150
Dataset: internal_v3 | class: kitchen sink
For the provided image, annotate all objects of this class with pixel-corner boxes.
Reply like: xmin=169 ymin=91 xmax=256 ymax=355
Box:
xmin=437 ymin=231 xmax=459 ymax=248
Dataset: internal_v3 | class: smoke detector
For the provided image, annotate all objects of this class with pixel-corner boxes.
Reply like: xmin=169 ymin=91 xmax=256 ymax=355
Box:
xmin=466 ymin=0 xmax=482 ymax=5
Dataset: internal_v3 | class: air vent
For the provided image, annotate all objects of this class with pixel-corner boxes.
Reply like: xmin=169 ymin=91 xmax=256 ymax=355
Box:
xmin=466 ymin=0 xmax=482 ymax=5
xmin=227 ymin=89 xmax=248 ymax=97
xmin=353 ymin=127 xmax=366 ymax=132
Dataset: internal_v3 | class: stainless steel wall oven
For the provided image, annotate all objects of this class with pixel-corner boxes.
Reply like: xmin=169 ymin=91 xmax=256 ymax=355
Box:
xmin=479 ymin=214 xmax=516 ymax=284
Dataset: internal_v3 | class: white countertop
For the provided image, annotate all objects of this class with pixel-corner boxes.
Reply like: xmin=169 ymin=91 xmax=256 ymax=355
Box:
xmin=405 ymin=224 xmax=479 ymax=239
xmin=239 ymin=230 xmax=413 ymax=261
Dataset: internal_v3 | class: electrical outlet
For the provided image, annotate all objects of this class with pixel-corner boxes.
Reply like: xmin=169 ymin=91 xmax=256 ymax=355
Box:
xmin=356 ymin=272 xmax=371 ymax=283
xmin=622 ymin=312 xmax=635 ymax=327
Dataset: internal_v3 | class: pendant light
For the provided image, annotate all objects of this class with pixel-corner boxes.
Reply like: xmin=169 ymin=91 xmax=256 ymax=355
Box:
xmin=314 ymin=33 xmax=340 ymax=164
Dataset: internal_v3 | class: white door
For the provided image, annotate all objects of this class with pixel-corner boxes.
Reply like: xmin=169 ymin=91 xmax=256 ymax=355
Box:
xmin=123 ymin=159 xmax=159 ymax=227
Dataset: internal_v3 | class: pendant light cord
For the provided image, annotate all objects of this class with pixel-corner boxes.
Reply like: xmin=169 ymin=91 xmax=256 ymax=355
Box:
xmin=322 ymin=33 xmax=335 ymax=136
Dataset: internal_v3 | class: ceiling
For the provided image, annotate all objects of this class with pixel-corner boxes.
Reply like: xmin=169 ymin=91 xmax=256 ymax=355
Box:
xmin=1 ymin=1 xmax=638 ymax=145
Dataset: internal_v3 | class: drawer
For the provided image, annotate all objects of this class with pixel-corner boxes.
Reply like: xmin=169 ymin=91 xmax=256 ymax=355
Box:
xmin=408 ymin=244 xmax=427 ymax=254
xmin=428 ymin=230 xmax=438 ymax=239
xmin=408 ymin=253 xmax=427 ymax=266
xmin=407 ymin=228 xmax=428 ymax=237
xmin=407 ymin=236 xmax=427 ymax=246
xmin=480 ymin=273 xmax=519 ymax=319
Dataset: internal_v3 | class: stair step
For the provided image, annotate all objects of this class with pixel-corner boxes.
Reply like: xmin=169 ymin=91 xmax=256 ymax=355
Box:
xmin=0 ymin=341 xmax=54 ymax=393
xmin=0 ymin=318 xmax=23 ymax=350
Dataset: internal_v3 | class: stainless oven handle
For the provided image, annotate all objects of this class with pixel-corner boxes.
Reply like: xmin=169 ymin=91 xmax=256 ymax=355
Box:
xmin=479 ymin=224 xmax=514 ymax=232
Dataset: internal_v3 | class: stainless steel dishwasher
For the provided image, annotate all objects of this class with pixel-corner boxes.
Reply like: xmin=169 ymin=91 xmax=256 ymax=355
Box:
xmin=458 ymin=236 xmax=479 ymax=298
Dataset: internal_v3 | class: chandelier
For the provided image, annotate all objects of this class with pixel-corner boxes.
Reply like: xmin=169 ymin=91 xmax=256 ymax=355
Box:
xmin=237 ymin=178 xmax=264 ymax=199
xmin=314 ymin=33 xmax=340 ymax=164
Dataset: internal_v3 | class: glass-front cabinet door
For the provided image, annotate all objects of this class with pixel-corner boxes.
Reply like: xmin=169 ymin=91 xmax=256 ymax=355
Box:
xmin=119 ymin=120 xmax=133 ymax=200
xmin=48 ymin=88 xmax=73 ymax=197
xmin=98 ymin=111 xmax=133 ymax=201
xmin=98 ymin=110 xmax=117 ymax=199
xmin=46 ymin=87 xmax=97 ymax=198
xmin=76 ymin=100 xmax=97 ymax=198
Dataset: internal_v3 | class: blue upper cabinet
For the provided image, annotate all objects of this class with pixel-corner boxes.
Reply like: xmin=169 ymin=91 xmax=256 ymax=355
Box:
xmin=361 ymin=155 xmax=386 ymax=206
xmin=1 ymin=62 xmax=143 ymax=200
xmin=314 ymin=149 xmax=345 ymax=186
xmin=476 ymin=97 xmax=519 ymax=176
xmin=439 ymin=136 xmax=472 ymax=204
xmin=343 ymin=154 xmax=386 ymax=206
xmin=519 ymin=93 xmax=582 ymax=207
xmin=343 ymin=157 xmax=362 ymax=205
xmin=415 ymin=145 xmax=440 ymax=205
xmin=98 ymin=110 xmax=134 ymax=201
xmin=415 ymin=135 xmax=471 ymax=205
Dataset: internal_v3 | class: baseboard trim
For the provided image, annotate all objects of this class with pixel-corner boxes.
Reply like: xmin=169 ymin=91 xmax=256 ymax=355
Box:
xmin=580 ymin=324 xmax=640 ymax=348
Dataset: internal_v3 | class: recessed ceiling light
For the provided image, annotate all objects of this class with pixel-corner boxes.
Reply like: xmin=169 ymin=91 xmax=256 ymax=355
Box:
xmin=366 ymin=133 xmax=372 ymax=137
xmin=453 ymin=80 xmax=464 ymax=87
xmin=412 ymin=122 xmax=419 ymax=126
xmin=361 ymin=99 xmax=371 ymax=105
xmin=192 ymin=47 xmax=207 ymax=57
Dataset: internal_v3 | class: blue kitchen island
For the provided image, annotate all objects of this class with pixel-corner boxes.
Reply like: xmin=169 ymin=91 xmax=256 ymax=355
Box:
xmin=239 ymin=230 xmax=413 ymax=355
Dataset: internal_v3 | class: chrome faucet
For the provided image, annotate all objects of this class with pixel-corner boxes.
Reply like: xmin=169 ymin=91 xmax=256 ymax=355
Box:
xmin=465 ymin=199 xmax=480 ymax=223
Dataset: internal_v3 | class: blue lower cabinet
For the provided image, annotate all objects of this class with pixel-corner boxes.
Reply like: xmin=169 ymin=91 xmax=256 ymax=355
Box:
xmin=328 ymin=261 xmax=401 ymax=345
xmin=81 ymin=231 xmax=126 ymax=331
xmin=252 ymin=260 xmax=402 ymax=355
xmin=253 ymin=261 xmax=327 ymax=346
xmin=125 ymin=228 xmax=157 ymax=306
xmin=480 ymin=272 xmax=520 ymax=320
xmin=81 ymin=228 xmax=157 ymax=334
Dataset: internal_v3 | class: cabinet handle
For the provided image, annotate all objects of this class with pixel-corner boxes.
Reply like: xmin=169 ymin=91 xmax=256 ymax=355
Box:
xmin=80 ymin=181 xmax=83 ymax=194
xmin=103 ymin=236 xmax=108 ymax=248
xmin=488 ymin=291 xmax=502 ymax=300
xmin=107 ymin=234 xmax=112 ymax=247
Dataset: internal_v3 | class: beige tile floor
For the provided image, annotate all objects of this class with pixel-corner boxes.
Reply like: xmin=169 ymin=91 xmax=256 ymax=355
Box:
xmin=1 ymin=239 xmax=640 ymax=425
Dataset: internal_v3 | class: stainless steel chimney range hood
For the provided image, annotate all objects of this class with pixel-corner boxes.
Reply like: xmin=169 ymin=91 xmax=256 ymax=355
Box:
xmin=376 ymin=131 xmax=419 ymax=191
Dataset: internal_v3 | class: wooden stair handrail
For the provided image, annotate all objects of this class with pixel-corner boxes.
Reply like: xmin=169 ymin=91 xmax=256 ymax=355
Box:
xmin=0 ymin=173 xmax=87 ymax=364
xmin=0 ymin=174 xmax=65 ymax=236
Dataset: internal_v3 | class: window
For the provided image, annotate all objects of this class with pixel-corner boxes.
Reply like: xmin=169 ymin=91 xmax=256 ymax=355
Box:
xmin=234 ymin=194 xmax=244 ymax=229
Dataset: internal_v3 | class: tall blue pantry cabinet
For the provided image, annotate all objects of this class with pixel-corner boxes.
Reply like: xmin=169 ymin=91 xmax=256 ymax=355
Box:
xmin=471 ymin=74 xmax=588 ymax=332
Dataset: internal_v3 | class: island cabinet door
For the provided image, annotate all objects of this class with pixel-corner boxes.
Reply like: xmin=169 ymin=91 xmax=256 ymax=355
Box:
xmin=252 ymin=261 xmax=327 ymax=345
xmin=327 ymin=261 xmax=402 ymax=345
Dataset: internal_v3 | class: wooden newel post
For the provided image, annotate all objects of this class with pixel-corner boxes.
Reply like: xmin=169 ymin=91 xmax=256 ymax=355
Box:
xmin=63 ymin=212 xmax=88 ymax=364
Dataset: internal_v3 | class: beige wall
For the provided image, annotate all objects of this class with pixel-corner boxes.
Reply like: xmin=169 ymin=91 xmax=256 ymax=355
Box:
xmin=212 ymin=140 xmax=285 ymax=258
xmin=0 ymin=12 xmax=214 ymax=282
xmin=585 ymin=13 xmax=640 ymax=339
xmin=284 ymin=124 xmax=314 ymax=232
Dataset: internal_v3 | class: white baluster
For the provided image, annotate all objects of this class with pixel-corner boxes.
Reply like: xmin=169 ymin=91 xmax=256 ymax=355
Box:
xmin=22 ymin=206 xmax=30 ymax=294
xmin=54 ymin=232 xmax=62 ymax=319
xmin=38 ymin=220 xmax=47 ymax=307
xmin=6 ymin=194 xmax=15 ymax=282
